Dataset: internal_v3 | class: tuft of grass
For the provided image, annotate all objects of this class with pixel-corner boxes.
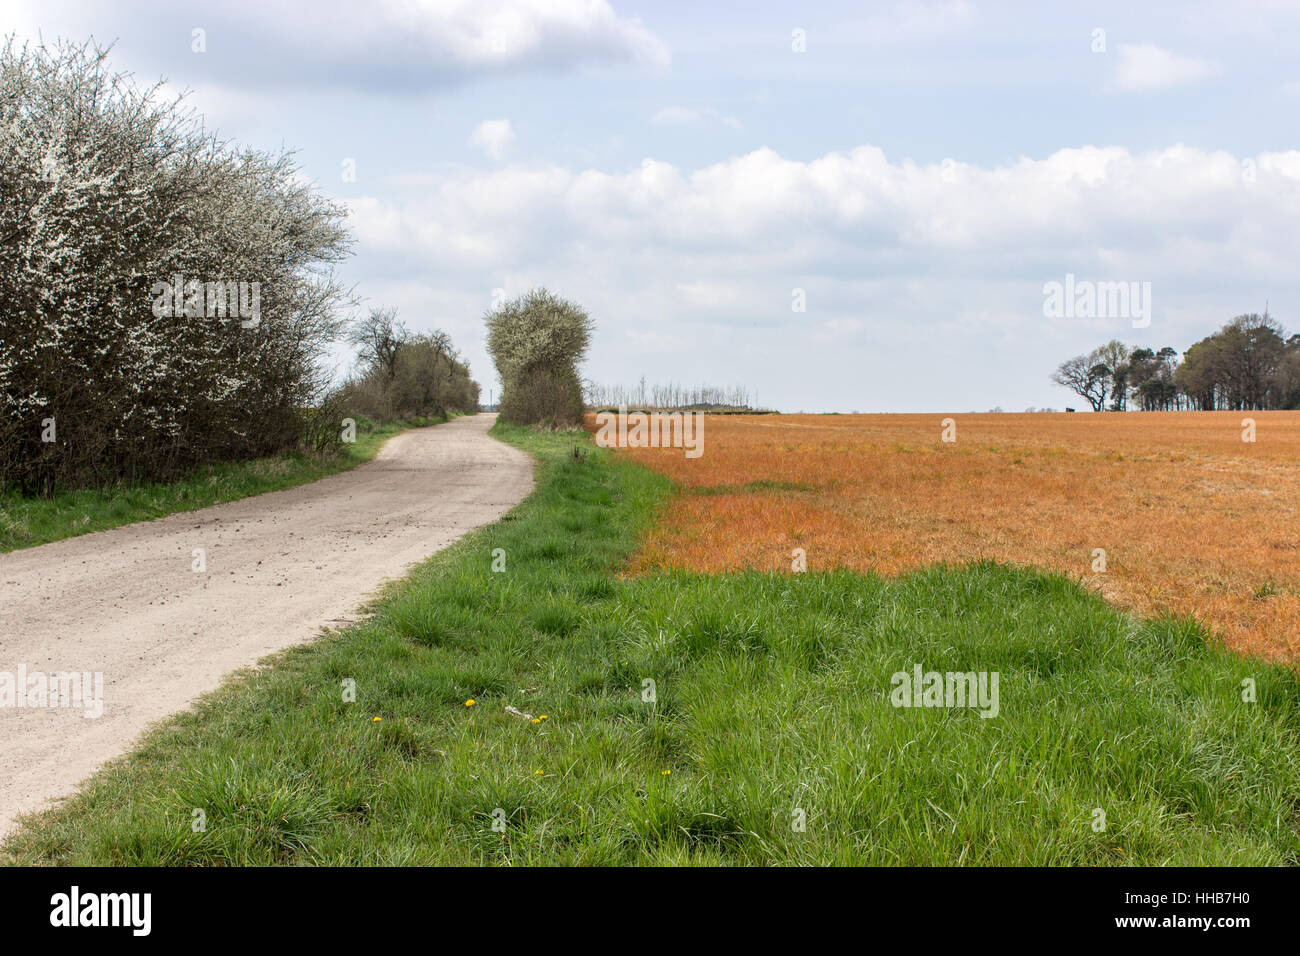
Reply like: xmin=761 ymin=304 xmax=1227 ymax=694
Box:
xmin=0 ymin=415 xmax=451 ymax=553
xmin=4 ymin=421 xmax=1298 ymax=865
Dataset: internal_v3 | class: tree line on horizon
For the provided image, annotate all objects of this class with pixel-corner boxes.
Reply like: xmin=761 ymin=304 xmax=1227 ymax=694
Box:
xmin=583 ymin=379 xmax=752 ymax=410
xmin=1052 ymin=313 xmax=1300 ymax=412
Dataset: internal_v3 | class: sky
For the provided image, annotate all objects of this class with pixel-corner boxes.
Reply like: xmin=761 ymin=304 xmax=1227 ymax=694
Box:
xmin=5 ymin=0 xmax=1300 ymax=412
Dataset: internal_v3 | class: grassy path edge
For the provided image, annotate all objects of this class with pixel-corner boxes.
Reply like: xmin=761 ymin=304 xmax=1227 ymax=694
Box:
xmin=0 ymin=414 xmax=457 ymax=553
xmin=3 ymin=421 xmax=1297 ymax=865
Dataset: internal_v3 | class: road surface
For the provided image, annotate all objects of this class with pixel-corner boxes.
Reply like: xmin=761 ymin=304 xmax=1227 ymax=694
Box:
xmin=0 ymin=413 xmax=533 ymax=837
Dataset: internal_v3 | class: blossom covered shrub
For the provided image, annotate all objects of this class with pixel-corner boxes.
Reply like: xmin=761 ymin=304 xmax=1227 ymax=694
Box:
xmin=0 ymin=40 xmax=353 ymax=492
xmin=484 ymin=288 xmax=592 ymax=427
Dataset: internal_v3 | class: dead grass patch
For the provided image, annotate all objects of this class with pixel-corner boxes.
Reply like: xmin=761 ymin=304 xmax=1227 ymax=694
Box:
xmin=609 ymin=411 xmax=1300 ymax=663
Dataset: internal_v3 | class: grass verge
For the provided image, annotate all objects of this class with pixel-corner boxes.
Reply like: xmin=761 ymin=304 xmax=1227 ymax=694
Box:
xmin=4 ymin=421 xmax=1298 ymax=864
xmin=0 ymin=415 xmax=448 ymax=553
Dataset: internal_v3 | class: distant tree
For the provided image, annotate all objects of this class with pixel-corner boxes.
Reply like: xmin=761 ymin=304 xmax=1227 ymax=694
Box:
xmin=1090 ymin=340 xmax=1130 ymax=410
xmin=1125 ymin=346 xmax=1181 ymax=410
xmin=391 ymin=330 xmax=457 ymax=417
xmin=485 ymin=288 xmax=593 ymax=426
xmin=1126 ymin=347 xmax=1157 ymax=405
xmin=1092 ymin=340 xmax=1130 ymax=376
xmin=347 ymin=307 xmax=407 ymax=384
xmin=583 ymin=380 xmax=751 ymax=410
xmin=1231 ymin=313 xmax=1286 ymax=409
xmin=342 ymin=318 xmax=478 ymax=420
xmin=1109 ymin=361 xmax=1130 ymax=411
xmin=1055 ymin=313 xmax=1299 ymax=413
xmin=1176 ymin=314 xmax=1284 ymax=410
xmin=1051 ymin=355 xmax=1109 ymax=411
xmin=1271 ymin=337 xmax=1300 ymax=409
xmin=1175 ymin=337 xmax=1221 ymax=410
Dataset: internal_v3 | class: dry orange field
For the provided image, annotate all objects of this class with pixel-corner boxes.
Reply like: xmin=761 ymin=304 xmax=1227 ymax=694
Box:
xmin=606 ymin=411 xmax=1300 ymax=664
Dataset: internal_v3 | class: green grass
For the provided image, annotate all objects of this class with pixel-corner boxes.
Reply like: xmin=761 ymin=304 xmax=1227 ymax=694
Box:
xmin=0 ymin=416 xmax=448 ymax=553
xmin=4 ymin=421 xmax=1298 ymax=865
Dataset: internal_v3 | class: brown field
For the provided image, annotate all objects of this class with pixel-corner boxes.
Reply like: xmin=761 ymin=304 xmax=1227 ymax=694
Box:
xmin=606 ymin=411 xmax=1300 ymax=664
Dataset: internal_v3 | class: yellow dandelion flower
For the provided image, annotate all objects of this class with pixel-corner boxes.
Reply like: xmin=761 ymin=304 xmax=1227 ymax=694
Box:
xmin=661 ymin=769 xmax=671 ymax=776
xmin=464 ymin=699 xmax=475 ymax=707
xmin=531 ymin=718 xmax=541 ymax=724
xmin=538 ymin=715 xmax=548 ymax=720
xmin=372 ymin=717 xmax=382 ymax=722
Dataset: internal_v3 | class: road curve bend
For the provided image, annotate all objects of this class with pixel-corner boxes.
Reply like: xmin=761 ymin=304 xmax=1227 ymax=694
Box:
xmin=0 ymin=413 xmax=533 ymax=837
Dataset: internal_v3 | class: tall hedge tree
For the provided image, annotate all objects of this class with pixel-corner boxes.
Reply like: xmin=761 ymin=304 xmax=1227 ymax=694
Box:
xmin=484 ymin=288 xmax=593 ymax=426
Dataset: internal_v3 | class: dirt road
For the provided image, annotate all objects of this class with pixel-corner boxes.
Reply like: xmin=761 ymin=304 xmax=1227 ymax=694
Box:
xmin=0 ymin=413 xmax=532 ymax=837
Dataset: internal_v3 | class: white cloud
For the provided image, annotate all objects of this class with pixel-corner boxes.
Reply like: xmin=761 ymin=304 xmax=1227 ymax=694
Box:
xmin=380 ymin=0 xmax=671 ymax=73
xmin=354 ymin=143 xmax=1300 ymax=274
xmin=1111 ymin=44 xmax=1220 ymax=92
xmin=469 ymin=119 xmax=516 ymax=160
xmin=8 ymin=0 xmax=670 ymax=90
xmin=348 ymin=142 xmax=1300 ymax=409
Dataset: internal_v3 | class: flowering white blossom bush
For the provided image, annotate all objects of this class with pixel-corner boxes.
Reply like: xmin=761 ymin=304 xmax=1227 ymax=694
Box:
xmin=484 ymin=288 xmax=592 ymax=426
xmin=0 ymin=40 xmax=353 ymax=492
